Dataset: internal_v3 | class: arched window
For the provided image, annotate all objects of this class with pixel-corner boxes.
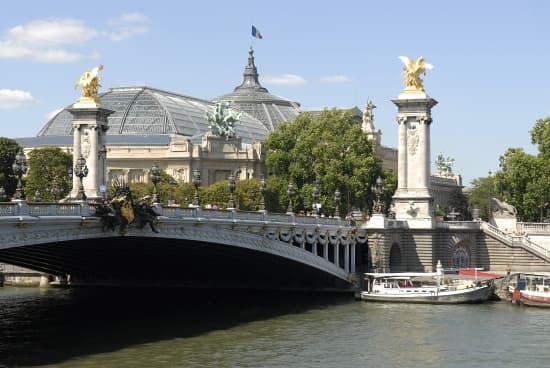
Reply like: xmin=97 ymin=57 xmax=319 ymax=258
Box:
xmin=452 ymin=246 xmax=470 ymax=269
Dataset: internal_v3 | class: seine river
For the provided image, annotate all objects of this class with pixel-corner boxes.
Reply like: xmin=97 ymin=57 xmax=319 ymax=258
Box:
xmin=1 ymin=286 xmax=550 ymax=368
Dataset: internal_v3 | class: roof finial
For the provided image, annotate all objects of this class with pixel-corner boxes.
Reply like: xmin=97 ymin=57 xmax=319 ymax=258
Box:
xmin=234 ymin=47 xmax=268 ymax=93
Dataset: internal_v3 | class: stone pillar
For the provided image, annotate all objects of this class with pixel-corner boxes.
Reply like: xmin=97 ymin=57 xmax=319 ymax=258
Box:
xmin=351 ymin=243 xmax=356 ymax=273
xmin=334 ymin=243 xmax=339 ymax=267
xmin=67 ymin=105 xmax=114 ymax=200
xmin=344 ymin=243 xmax=350 ymax=273
xmin=392 ymin=93 xmax=438 ymax=229
xmin=72 ymin=126 xmax=81 ymax=194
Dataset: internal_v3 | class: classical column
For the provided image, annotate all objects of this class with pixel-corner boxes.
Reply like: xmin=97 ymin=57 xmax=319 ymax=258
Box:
xmin=350 ymin=243 xmax=356 ymax=273
xmin=391 ymin=97 xmax=437 ymax=228
xmin=71 ymin=126 xmax=81 ymax=195
xmin=67 ymin=107 xmax=113 ymax=200
xmin=334 ymin=242 xmax=340 ymax=267
xmin=397 ymin=117 xmax=407 ymax=192
xmin=344 ymin=243 xmax=350 ymax=273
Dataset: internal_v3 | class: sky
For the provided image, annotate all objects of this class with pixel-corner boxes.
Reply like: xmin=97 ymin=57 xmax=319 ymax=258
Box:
xmin=1 ymin=0 xmax=549 ymax=185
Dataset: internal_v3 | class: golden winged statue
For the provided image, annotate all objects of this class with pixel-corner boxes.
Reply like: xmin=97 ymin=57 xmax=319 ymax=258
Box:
xmin=398 ymin=56 xmax=433 ymax=93
xmin=75 ymin=64 xmax=103 ymax=104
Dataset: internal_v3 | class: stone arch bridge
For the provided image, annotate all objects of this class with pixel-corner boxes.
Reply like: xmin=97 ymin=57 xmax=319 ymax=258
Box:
xmin=2 ymin=201 xmax=550 ymax=290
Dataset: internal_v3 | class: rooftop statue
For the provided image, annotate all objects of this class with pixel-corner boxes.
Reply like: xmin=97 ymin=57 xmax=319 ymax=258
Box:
xmin=398 ymin=56 xmax=433 ymax=93
xmin=75 ymin=65 xmax=103 ymax=104
xmin=435 ymin=153 xmax=455 ymax=177
xmin=206 ymin=102 xmax=242 ymax=139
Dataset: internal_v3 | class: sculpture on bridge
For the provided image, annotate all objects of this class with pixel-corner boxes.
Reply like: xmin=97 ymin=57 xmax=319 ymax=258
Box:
xmin=490 ymin=197 xmax=517 ymax=218
xmin=75 ymin=64 xmax=103 ymax=104
xmin=95 ymin=180 xmax=160 ymax=234
xmin=398 ymin=56 xmax=433 ymax=93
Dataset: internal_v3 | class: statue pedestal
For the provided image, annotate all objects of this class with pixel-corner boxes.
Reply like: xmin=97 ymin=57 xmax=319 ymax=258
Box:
xmin=67 ymin=105 xmax=114 ymax=201
xmin=366 ymin=213 xmax=387 ymax=229
xmin=391 ymin=94 xmax=438 ymax=229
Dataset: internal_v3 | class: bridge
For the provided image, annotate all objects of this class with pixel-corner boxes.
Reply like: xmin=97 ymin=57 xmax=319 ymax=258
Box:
xmin=0 ymin=200 xmax=366 ymax=291
xmin=2 ymin=199 xmax=550 ymax=291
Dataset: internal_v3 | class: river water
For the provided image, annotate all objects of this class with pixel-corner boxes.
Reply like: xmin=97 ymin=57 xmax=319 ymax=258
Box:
xmin=1 ymin=286 xmax=549 ymax=368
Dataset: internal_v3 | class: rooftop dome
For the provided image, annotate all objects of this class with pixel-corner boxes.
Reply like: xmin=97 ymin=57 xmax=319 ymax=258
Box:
xmin=37 ymin=86 xmax=268 ymax=144
xmin=213 ymin=47 xmax=301 ymax=131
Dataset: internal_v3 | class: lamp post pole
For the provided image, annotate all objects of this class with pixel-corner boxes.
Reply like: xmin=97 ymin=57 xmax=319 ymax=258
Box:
xmin=228 ymin=173 xmax=236 ymax=209
xmin=74 ymin=155 xmax=89 ymax=201
xmin=151 ymin=163 xmax=161 ymax=204
xmin=50 ymin=177 xmax=61 ymax=202
xmin=286 ymin=182 xmax=295 ymax=214
xmin=12 ymin=149 xmax=28 ymax=200
xmin=334 ymin=189 xmax=341 ymax=218
xmin=192 ymin=168 xmax=201 ymax=207
xmin=312 ymin=179 xmax=320 ymax=216
xmin=371 ymin=176 xmax=385 ymax=214
xmin=259 ymin=176 xmax=267 ymax=211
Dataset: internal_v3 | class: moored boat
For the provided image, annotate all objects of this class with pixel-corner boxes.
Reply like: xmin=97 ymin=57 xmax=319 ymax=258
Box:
xmin=511 ymin=273 xmax=550 ymax=307
xmin=361 ymin=261 xmax=494 ymax=304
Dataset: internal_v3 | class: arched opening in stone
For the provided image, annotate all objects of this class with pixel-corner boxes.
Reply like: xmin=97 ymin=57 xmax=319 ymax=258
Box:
xmin=452 ymin=244 xmax=471 ymax=269
xmin=389 ymin=243 xmax=402 ymax=272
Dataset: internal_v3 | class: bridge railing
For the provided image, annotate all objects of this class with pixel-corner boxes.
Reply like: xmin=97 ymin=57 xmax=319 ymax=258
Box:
xmin=517 ymin=222 xmax=550 ymax=234
xmin=0 ymin=200 xmax=352 ymax=228
xmin=482 ymin=222 xmax=550 ymax=261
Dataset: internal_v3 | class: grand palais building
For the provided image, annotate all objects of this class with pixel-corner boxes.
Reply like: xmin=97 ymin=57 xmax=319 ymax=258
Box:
xmin=16 ymin=47 xmax=461 ymax=209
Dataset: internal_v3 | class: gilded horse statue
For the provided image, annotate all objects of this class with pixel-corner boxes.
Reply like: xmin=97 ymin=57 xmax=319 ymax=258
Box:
xmin=75 ymin=64 xmax=103 ymax=104
xmin=398 ymin=56 xmax=433 ymax=93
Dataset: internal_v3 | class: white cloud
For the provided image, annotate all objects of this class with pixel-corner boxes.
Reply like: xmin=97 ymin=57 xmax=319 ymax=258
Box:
xmin=320 ymin=75 xmax=352 ymax=83
xmin=7 ymin=18 xmax=98 ymax=46
xmin=0 ymin=89 xmax=35 ymax=109
xmin=105 ymin=13 xmax=150 ymax=41
xmin=0 ymin=14 xmax=150 ymax=62
xmin=262 ymin=74 xmax=306 ymax=86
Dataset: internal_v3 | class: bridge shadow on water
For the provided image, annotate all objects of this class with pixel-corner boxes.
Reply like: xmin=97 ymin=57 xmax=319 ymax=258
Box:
xmin=0 ymin=287 xmax=354 ymax=367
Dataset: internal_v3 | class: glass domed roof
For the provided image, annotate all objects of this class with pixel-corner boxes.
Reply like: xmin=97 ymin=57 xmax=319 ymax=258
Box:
xmin=38 ymin=86 xmax=269 ymax=144
xmin=213 ymin=47 xmax=301 ymax=131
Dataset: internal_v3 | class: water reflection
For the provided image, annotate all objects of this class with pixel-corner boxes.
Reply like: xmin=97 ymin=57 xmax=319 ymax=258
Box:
xmin=0 ymin=287 xmax=352 ymax=367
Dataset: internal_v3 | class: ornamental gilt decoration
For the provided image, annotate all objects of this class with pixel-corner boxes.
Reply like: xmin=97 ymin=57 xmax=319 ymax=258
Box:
xmin=398 ymin=56 xmax=433 ymax=93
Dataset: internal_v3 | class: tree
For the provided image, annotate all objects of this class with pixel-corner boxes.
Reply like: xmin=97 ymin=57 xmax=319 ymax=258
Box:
xmin=265 ymin=109 xmax=383 ymax=215
xmin=530 ymin=117 xmax=550 ymax=160
xmin=0 ymin=137 xmax=21 ymax=197
xmin=467 ymin=176 xmax=494 ymax=221
xmin=25 ymin=147 xmax=72 ymax=201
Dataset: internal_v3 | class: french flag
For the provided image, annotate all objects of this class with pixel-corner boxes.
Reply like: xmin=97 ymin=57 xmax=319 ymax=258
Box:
xmin=251 ymin=25 xmax=263 ymax=39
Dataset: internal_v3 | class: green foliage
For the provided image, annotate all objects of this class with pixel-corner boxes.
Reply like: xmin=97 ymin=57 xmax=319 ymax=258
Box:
xmin=201 ymin=180 xmax=230 ymax=208
xmin=530 ymin=117 xmax=550 ymax=160
xmin=0 ymin=137 xmax=21 ymax=196
xmin=264 ymin=109 xmax=383 ymax=216
xmin=25 ymin=147 xmax=72 ymax=201
xmin=467 ymin=176 xmax=495 ymax=221
xmin=448 ymin=187 xmax=469 ymax=219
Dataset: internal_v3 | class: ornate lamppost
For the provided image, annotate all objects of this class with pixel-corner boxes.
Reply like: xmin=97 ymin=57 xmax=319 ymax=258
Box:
xmin=50 ymin=177 xmax=61 ymax=201
xmin=0 ymin=186 xmax=6 ymax=202
xmin=192 ymin=168 xmax=201 ymax=207
xmin=371 ymin=176 xmax=385 ymax=214
xmin=312 ymin=179 xmax=320 ymax=216
xmin=74 ymin=155 xmax=89 ymax=200
xmin=228 ymin=173 xmax=236 ymax=209
xmin=33 ymin=190 xmax=41 ymax=202
xmin=259 ymin=176 xmax=267 ymax=211
xmin=151 ymin=163 xmax=161 ymax=204
xmin=334 ymin=188 xmax=341 ymax=218
xmin=12 ymin=149 xmax=28 ymax=200
xmin=286 ymin=182 xmax=295 ymax=214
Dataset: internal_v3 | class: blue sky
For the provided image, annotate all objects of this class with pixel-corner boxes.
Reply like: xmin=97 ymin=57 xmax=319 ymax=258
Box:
xmin=1 ymin=0 xmax=549 ymax=185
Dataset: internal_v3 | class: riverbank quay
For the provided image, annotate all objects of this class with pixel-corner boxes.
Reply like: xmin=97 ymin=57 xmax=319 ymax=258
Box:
xmin=0 ymin=264 xmax=50 ymax=287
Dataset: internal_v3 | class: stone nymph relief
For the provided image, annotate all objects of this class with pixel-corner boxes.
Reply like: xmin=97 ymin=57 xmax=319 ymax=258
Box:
xmin=407 ymin=122 xmax=419 ymax=156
